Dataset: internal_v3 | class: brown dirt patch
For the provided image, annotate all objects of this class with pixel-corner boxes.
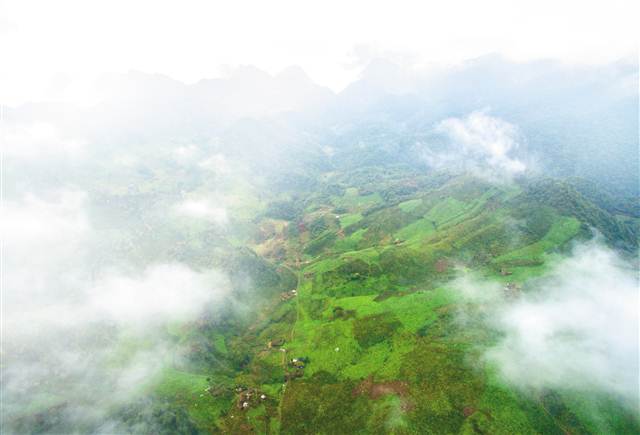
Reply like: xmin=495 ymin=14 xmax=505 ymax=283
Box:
xmin=353 ymin=376 xmax=413 ymax=411
xmin=370 ymin=382 xmax=409 ymax=399
xmin=463 ymin=406 xmax=476 ymax=417
xmin=435 ymin=259 xmax=449 ymax=273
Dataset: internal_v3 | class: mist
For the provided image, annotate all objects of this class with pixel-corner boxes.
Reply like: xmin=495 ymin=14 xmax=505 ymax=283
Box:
xmin=1 ymin=51 xmax=638 ymax=432
xmin=1 ymin=189 xmax=232 ymax=431
xmin=423 ymin=110 xmax=528 ymax=182
xmin=453 ymin=240 xmax=639 ymax=409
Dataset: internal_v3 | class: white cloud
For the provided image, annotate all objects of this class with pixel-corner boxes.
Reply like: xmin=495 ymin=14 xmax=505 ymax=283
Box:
xmin=2 ymin=191 xmax=230 ymax=337
xmin=2 ymin=121 xmax=85 ymax=159
xmin=426 ymin=111 xmax=527 ymax=182
xmin=2 ymin=190 xmax=88 ymax=247
xmin=1 ymin=191 xmax=232 ymax=429
xmin=1 ymin=0 xmax=637 ymax=104
xmin=453 ymin=241 xmax=639 ymax=407
xmin=173 ymin=144 xmax=200 ymax=163
xmin=175 ymin=198 xmax=228 ymax=224
xmin=89 ymin=264 xmax=226 ymax=325
xmin=199 ymin=153 xmax=231 ymax=174
xmin=322 ymin=146 xmax=335 ymax=157
xmin=2 ymin=191 xmax=90 ymax=307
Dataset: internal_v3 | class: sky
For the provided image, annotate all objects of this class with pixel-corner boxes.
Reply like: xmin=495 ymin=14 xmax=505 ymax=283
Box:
xmin=0 ymin=0 xmax=638 ymax=105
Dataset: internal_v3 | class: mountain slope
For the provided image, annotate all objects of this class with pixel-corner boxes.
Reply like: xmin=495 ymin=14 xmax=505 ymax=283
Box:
xmin=140 ymin=170 xmax=638 ymax=434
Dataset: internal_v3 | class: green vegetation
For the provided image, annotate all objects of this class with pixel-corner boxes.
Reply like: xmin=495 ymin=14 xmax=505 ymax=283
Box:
xmin=339 ymin=212 xmax=363 ymax=228
xmin=22 ymin=164 xmax=638 ymax=434
xmin=171 ymin=171 xmax=637 ymax=434
xmin=196 ymin=169 xmax=639 ymax=432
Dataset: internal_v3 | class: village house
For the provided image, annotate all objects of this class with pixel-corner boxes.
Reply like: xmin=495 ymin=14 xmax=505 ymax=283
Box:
xmin=268 ymin=338 xmax=285 ymax=348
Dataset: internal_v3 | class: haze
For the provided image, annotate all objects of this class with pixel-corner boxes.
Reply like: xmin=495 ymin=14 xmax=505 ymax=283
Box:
xmin=1 ymin=1 xmax=638 ymax=433
xmin=1 ymin=0 xmax=638 ymax=105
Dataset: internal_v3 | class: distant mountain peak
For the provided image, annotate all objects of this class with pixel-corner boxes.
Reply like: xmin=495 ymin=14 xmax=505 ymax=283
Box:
xmin=276 ymin=65 xmax=312 ymax=82
xmin=229 ymin=65 xmax=273 ymax=82
xmin=359 ymin=58 xmax=404 ymax=81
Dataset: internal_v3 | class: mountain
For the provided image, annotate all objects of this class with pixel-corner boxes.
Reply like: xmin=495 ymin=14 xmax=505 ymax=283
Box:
xmin=3 ymin=59 xmax=639 ymax=434
xmin=190 ymin=65 xmax=334 ymax=122
xmin=6 ymin=58 xmax=637 ymax=195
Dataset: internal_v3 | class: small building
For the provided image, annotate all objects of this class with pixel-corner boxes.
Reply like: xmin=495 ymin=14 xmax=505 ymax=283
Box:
xmin=290 ymin=359 xmax=305 ymax=368
xmin=500 ymin=267 xmax=513 ymax=276
xmin=268 ymin=338 xmax=285 ymax=348
xmin=280 ymin=289 xmax=298 ymax=301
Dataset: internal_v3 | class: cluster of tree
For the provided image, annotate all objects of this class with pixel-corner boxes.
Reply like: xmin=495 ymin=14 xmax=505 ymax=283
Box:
xmin=522 ymin=178 xmax=639 ymax=251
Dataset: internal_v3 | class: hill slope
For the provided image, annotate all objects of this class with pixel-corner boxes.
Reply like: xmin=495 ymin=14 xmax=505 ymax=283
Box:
xmin=113 ymin=169 xmax=637 ymax=434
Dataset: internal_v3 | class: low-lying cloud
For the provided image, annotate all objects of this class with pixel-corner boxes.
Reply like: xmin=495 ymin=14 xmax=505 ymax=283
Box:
xmin=3 ymin=121 xmax=86 ymax=159
xmin=453 ymin=241 xmax=639 ymax=408
xmin=2 ymin=191 xmax=90 ymax=308
xmin=175 ymin=198 xmax=228 ymax=224
xmin=199 ymin=153 xmax=231 ymax=174
xmin=425 ymin=111 xmax=527 ymax=182
xmin=1 ymin=191 xmax=231 ymax=432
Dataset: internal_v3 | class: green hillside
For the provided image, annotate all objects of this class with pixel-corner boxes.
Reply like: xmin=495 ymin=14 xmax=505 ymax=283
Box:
xmin=111 ymin=171 xmax=637 ymax=434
